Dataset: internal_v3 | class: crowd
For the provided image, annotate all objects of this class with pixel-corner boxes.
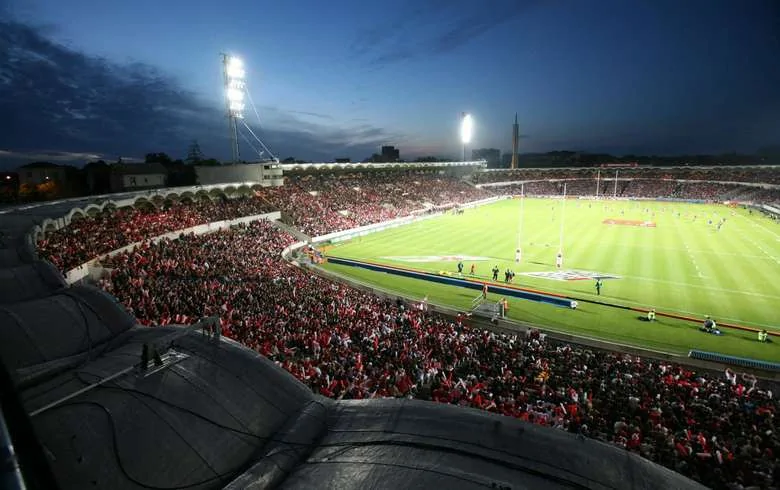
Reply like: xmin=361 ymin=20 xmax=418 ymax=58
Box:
xmin=38 ymin=168 xmax=779 ymax=273
xmin=37 ymin=196 xmax=275 ymax=271
xmin=255 ymin=172 xmax=487 ymax=236
xmin=37 ymin=173 xmax=488 ymax=271
xmin=485 ymin=178 xmax=780 ymax=203
xmin=474 ymin=166 xmax=780 ymax=185
xmin=96 ymin=220 xmax=779 ymax=490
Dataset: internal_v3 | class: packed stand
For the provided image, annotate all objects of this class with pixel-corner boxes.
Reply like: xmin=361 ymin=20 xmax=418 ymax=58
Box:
xmin=478 ymin=172 xmax=779 ymax=203
xmin=98 ymin=221 xmax=779 ymax=490
xmin=622 ymin=180 xmax=679 ymax=198
xmin=36 ymin=168 xmax=780 ymax=274
xmin=256 ymin=172 xmax=489 ymax=236
xmin=37 ymin=196 xmax=275 ymax=271
xmin=37 ymin=172 xmax=490 ymax=271
xmin=474 ymin=167 xmax=780 ymax=185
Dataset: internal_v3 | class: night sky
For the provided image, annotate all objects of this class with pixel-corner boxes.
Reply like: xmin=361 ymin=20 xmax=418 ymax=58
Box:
xmin=1 ymin=0 xmax=779 ymax=167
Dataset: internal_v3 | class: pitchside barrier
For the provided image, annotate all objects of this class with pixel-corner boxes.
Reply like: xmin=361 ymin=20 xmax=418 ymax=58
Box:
xmin=689 ymin=351 xmax=780 ymax=373
xmin=326 ymin=257 xmax=575 ymax=309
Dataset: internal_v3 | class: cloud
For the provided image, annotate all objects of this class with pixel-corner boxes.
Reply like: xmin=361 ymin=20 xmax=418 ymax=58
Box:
xmin=0 ymin=18 xmax=221 ymax=161
xmin=250 ymin=107 xmax=405 ymax=161
xmin=0 ymin=149 xmax=103 ymax=162
xmin=0 ymin=14 xmax=401 ymax=168
xmin=287 ymin=110 xmax=334 ymax=120
xmin=352 ymin=0 xmax=540 ymax=67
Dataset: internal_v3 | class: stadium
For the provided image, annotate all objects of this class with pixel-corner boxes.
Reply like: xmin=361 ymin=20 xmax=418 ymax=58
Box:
xmin=1 ymin=160 xmax=779 ymax=490
xmin=319 ymin=169 xmax=780 ymax=362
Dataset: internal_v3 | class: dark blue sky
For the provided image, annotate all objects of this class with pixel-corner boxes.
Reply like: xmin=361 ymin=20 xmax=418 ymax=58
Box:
xmin=1 ymin=0 xmax=779 ymax=166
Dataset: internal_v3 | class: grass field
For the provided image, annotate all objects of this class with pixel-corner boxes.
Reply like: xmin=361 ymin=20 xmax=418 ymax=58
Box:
xmin=321 ymin=198 xmax=780 ymax=362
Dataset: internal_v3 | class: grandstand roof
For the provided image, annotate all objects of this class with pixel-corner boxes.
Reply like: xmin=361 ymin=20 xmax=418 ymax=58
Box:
xmin=0 ymin=261 xmax=64 ymax=304
xmin=0 ymin=193 xmax=707 ymax=490
xmin=282 ymin=160 xmax=487 ymax=172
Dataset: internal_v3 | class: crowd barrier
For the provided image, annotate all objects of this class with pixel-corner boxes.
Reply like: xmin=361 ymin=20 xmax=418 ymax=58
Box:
xmin=689 ymin=351 xmax=780 ymax=373
xmin=326 ymin=257 xmax=575 ymax=309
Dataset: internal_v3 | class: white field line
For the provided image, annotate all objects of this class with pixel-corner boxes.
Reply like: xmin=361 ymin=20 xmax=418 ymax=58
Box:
xmin=732 ymin=222 xmax=780 ymax=266
xmin=620 ymin=273 xmax=780 ymax=301
xmin=749 ymin=219 xmax=780 ymax=241
xmin=682 ymin=242 xmax=705 ymax=278
xmin=622 ymin=243 xmax=773 ymax=260
xmin=744 ymin=236 xmax=780 ymax=266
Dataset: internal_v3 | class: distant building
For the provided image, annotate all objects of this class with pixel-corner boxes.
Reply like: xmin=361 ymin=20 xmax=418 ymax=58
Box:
xmin=84 ymin=161 xmax=111 ymax=195
xmin=334 ymin=158 xmax=351 ymax=163
xmin=17 ymin=162 xmax=69 ymax=186
xmin=381 ymin=146 xmax=400 ymax=162
xmin=110 ymin=163 xmax=168 ymax=192
xmin=0 ymin=171 xmax=18 ymax=203
xmin=472 ymin=148 xmax=501 ymax=168
xmin=17 ymin=162 xmax=81 ymax=197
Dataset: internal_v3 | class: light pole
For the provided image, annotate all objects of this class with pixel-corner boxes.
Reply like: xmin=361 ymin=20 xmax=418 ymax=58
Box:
xmin=460 ymin=112 xmax=473 ymax=162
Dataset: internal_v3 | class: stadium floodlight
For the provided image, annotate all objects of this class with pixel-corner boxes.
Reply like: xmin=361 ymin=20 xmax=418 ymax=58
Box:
xmin=220 ymin=52 xmax=277 ymax=164
xmin=460 ymin=112 xmax=473 ymax=161
xmin=226 ymin=87 xmax=244 ymax=102
xmin=222 ymin=53 xmax=248 ymax=162
xmin=229 ymin=102 xmax=245 ymax=117
xmin=225 ymin=56 xmax=246 ymax=120
xmin=226 ymin=56 xmax=245 ymax=80
xmin=460 ymin=113 xmax=473 ymax=145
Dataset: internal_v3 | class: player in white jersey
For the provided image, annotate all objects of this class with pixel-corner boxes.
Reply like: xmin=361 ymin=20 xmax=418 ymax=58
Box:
xmin=515 ymin=248 xmax=522 ymax=263
xmin=556 ymin=252 xmax=563 ymax=269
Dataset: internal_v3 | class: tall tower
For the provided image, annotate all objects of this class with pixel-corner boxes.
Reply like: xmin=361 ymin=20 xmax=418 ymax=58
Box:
xmin=511 ymin=113 xmax=519 ymax=169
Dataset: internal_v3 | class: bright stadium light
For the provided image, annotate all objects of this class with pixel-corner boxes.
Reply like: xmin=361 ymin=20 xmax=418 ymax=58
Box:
xmin=226 ymin=87 xmax=244 ymax=102
xmin=460 ymin=113 xmax=473 ymax=144
xmin=220 ymin=52 xmax=277 ymax=164
xmin=223 ymin=53 xmax=248 ymax=162
xmin=226 ymin=57 xmax=245 ymax=79
xmin=230 ymin=102 xmax=245 ymax=115
xmin=223 ymin=55 xmax=246 ymax=121
xmin=460 ymin=112 xmax=473 ymax=161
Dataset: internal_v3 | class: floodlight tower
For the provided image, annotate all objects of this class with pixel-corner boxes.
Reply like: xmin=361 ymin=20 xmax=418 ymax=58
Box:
xmin=222 ymin=54 xmax=246 ymax=164
xmin=460 ymin=112 xmax=473 ymax=162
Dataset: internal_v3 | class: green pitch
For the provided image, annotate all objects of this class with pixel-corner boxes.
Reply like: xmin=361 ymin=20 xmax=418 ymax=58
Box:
xmin=321 ymin=198 xmax=780 ymax=362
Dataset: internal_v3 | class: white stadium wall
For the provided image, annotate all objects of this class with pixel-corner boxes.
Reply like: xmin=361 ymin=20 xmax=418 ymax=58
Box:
xmin=122 ymin=173 xmax=166 ymax=188
xmin=195 ymin=164 xmax=284 ymax=186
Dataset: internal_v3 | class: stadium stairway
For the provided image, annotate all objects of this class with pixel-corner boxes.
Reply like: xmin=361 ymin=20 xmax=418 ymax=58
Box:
xmin=274 ymin=219 xmax=311 ymax=243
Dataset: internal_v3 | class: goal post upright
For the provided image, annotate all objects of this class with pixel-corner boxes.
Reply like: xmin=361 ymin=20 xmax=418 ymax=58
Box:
xmin=559 ymin=182 xmax=567 ymax=255
xmin=613 ymin=169 xmax=619 ymax=198
xmin=516 ymin=182 xmax=525 ymax=261
xmin=595 ymin=169 xmax=600 ymax=198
